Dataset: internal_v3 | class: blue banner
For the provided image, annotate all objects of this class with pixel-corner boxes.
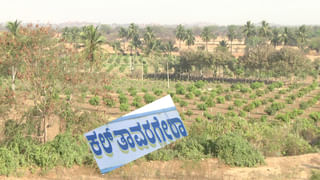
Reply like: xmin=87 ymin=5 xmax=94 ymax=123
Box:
xmin=84 ymin=95 xmax=188 ymax=174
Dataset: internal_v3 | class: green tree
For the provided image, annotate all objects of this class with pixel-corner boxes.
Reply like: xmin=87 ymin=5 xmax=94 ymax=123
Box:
xmin=281 ymin=27 xmax=290 ymax=46
xmin=271 ymin=28 xmax=282 ymax=48
xmin=161 ymin=41 xmax=178 ymax=88
xmin=80 ymin=25 xmax=104 ymax=64
xmin=227 ymin=25 xmax=236 ymax=54
xmin=185 ymin=29 xmax=195 ymax=48
xmin=296 ymin=25 xmax=308 ymax=49
xmin=243 ymin=21 xmax=256 ymax=41
xmin=6 ymin=20 xmax=21 ymax=37
xmin=176 ymin=24 xmax=186 ymax=49
xmin=118 ymin=27 xmax=128 ymax=52
xmin=200 ymin=27 xmax=212 ymax=51
xmin=259 ymin=20 xmax=272 ymax=39
xmin=5 ymin=20 xmax=21 ymax=92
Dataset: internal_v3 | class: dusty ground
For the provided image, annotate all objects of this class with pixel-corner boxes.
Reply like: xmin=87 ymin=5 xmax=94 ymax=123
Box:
xmin=2 ymin=153 xmax=319 ymax=180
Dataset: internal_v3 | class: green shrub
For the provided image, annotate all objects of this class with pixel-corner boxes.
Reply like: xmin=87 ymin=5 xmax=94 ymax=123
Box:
xmin=176 ymin=86 xmax=186 ymax=95
xmin=128 ymin=87 xmax=137 ymax=96
xmin=179 ymin=100 xmax=188 ymax=107
xmin=153 ymin=89 xmax=163 ymax=96
xmin=141 ymin=88 xmax=148 ymax=93
xmin=228 ymin=106 xmax=234 ymax=110
xmin=233 ymin=99 xmax=243 ymax=107
xmin=216 ymin=96 xmax=225 ymax=104
xmin=194 ymin=80 xmax=205 ymax=89
xmin=225 ymin=94 xmax=232 ymax=101
xmin=299 ymin=101 xmax=309 ymax=110
xmin=144 ymin=93 xmax=156 ymax=104
xmin=103 ymin=96 xmax=116 ymax=107
xmin=310 ymin=170 xmax=320 ymax=180
xmin=309 ymin=112 xmax=320 ymax=122
xmin=283 ymin=134 xmax=315 ymax=156
xmin=230 ymin=83 xmax=241 ymax=91
xmin=89 ymin=96 xmax=100 ymax=106
xmin=204 ymin=111 xmax=214 ymax=120
xmin=120 ymin=103 xmax=130 ymax=112
xmin=205 ymin=98 xmax=215 ymax=107
xmin=185 ymin=110 xmax=193 ymax=116
xmin=213 ymin=133 xmax=264 ymax=167
xmin=250 ymin=82 xmax=264 ymax=89
xmin=265 ymin=102 xmax=285 ymax=115
xmin=185 ymin=92 xmax=194 ymax=99
xmin=256 ymin=90 xmax=265 ymax=97
xmin=197 ymin=103 xmax=207 ymax=111
xmin=200 ymin=95 xmax=208 ymax=101
xmin=118 ymin=94 xmax=128 ymax=104
xmin=193 ymin=89 xmax=202 ymax=97
xmin=0 ymin=147 xmax=19 ymax=175
xmin=132 ymin=96 xmax=143 ymax=108
xmin=187 ymin=84 xmax=196 ymax=92
xmin=240 ymin=87 xmax=251 ymax=94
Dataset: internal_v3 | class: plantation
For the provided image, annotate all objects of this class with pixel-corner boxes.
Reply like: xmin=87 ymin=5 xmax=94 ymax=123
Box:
xmin=0 ymin=21 xmax=319 ymax=179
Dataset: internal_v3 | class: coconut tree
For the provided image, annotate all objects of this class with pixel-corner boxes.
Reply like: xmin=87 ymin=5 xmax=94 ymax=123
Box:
xmin=185 ymin=29 xmax=195 ymax=48
xmin=296 ymin=25 xmax=308 ymax=49
xmin=200 ymin=27 xmax=212 ymax=51
xmin=243 ymin=21 xmax=256 ymax=41
xmin=281 ymin=27 xmax=290 ymax=46
xmin=161 ymin=41 xmax=178 ymax=88
xmin=259 ymin=20 xmax=272 ymax=39
xmin=80 ymin=25 xmax=104 ymax=70
xmin=271 ymin=28 xmax=282 ymax=48
xmin=6 ymin=20 xmax=21 ymax=37
xmin=227 ymin=25 xmax=236 ymax=54
xmin=176 ymin=24 xmax=186 ymax=49
xmin=118 ymin=27 xmax=128 ymax=52
xmin=6 ymin=20 xmax=21 ymax=92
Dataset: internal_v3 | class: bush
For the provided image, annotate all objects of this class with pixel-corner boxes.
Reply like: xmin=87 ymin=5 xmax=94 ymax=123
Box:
xmin=185 ymin=92 xmax=194 ymax=99
xmin=120 ymin=103 xmax=130 ymax=111
xmin=118 ymin=94 xmax=128 ymax=104
xmin=213 ymin=133 xmax=264 ymax=167
xmin=0 ymin=147 xmax=19 ymax=175
xmin=283 ymin=134 xmax=315 ymax=156
xmin=194 ymin=80 xmax=205 ymax=89
xmin=265 ymin=102 xmax=285 ymax=115
xmin=153 ymin=88 xmax=163 ymax=96
xmin=204 ymin=111 xmax=214 ymax=120
xmin=176 ymin=86 xmax=186 ymax=95
xmin=179 ymin=100 xmax=188 ymax=107
xmin=197 ymin=103 xmax=207 ymax=111
xmin=225 ymin=94 xmax=232 ymax=101
xmin=103 ymin=96 xmax=116 ymax=107
xmin=186 ymin=84 xmax=196 ymax=92
xmin=233 ymin=99 xmax=243 ymax=107
xmin=193 ymin=89 xmax=202 ymax=97
xmin=216 ymin=96 xmax=225 ymax=104
xmin=205 ymin=98 xmax=215 ymax=107
xmin=200 ymin=95 xmax=208 ymax=101
xmin=132 ymin=96 xmax=143 ymax=108
xmin=250 ymin=82 xmax=264 ymax=89
xmin=231 ymin=83 xmax=241 ymax=91
xmin=309 ymin=112 xmax=320 ymax=122
xmin=144 ymin=93 xmax=156 ymax=104
xmin=89 ymin=96 xmax=100 ymax=106
xmin=185 ymin=110 xmax=193 ymax=116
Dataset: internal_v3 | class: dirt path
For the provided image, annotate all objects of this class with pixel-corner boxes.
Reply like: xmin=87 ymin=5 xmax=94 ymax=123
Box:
xmin=2 ymin=153 xmax=319 ymax=180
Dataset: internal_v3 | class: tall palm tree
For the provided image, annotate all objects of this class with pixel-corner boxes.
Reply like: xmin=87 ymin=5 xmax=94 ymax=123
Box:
xmin=242 ymin=21 xmax=255 ymax=40
xmin=6 ymin=20 xmax=21 ymax=92
xmin=6 ymin=20 xmax=21 ymax=37
xmin=118 ymin=27 xmax=128 ymax=52
xmin=176 ymin=24 xmax=186 ymax=49
xmin=296 ymin=25 xmax=308 ymax=49
xmin=227 ymin=25 xmax=236 ymax=54
xmin=161 ymin=41 xmax=178 ymax=88
xmin=259 ymin=20 xmax=271 ymax=39
xmin=281 ymin=27 xmax=290 ymax=46
xmin=185 ymin=29 xmax=195 ymax=48
xmin=271 ymin=28 xmax=282 ymax=48
xmin=80 ymin=25 xmax=104 ymax=63
xmin=200 ymin=27 xmax=211 ymax=51
xmin=127 ymin=23 xmax=139 ymax=55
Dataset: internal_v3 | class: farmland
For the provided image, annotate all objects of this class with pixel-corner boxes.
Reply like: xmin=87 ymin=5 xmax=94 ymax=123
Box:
xmin=0 ymin=21 xmax=320 ymax=179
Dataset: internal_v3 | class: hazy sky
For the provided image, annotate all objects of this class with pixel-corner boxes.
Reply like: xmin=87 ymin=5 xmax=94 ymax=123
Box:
xmin=1 ymin=0 xmax=319 ymax=25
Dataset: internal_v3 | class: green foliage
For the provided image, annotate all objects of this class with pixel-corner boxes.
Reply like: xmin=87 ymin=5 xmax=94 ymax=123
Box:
xmin=120 ymin=103 xmax=130 ymax=111
xmin=250 ymin=82 xmax=264 ymax=89
xmin=216 ymin=96 xmax=225 ymax=104
xmin=128 ymin=87 xmax=137 ymax=96
xmin=103 ymin=96 xmax=116 ymax=107
xmin=132 ymin=96 xmax=143 ymax=108
xmin=234 ymin=99 xmax=243 ymax=107
xmin=310 ymin=170 xmax=320 ymax=180
xmin=283 ymin=135 xmax=315 ymax=156
xmin=88 ymin=96 xmax=100 ymax=106
xmin=119 ymin=93 xmax=128 ymax=104
xmin=309 ymin=112 xmax=320 ymax=122
xmin=193 ymin=89 xmax=202 ymax=97
xmin=153 ymin=88 xmax=163 ymax=96
xmin=185 ymin=110 xmax=193 ymax=116
xmin=194 ymin=80 xmax=205 ymax=89
xmin=185 ymin=92 xmax=194 ymax=99
xmin=179 ymin=100 xmax=188 ymax=107
xmin=213 ymin=133 xmax=264 ymax=167
xmin=265 ymin=102 xmax=285 ymax=115
xmin=176 ymin=86 xmax=186 ymax=95
xmin=0 ymin=147 xmax=19 ymax=175
xmin=144 ymin=93 xmax=156 ymax=103
xmin=197 ymin=103 xmax=207 ymax=111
